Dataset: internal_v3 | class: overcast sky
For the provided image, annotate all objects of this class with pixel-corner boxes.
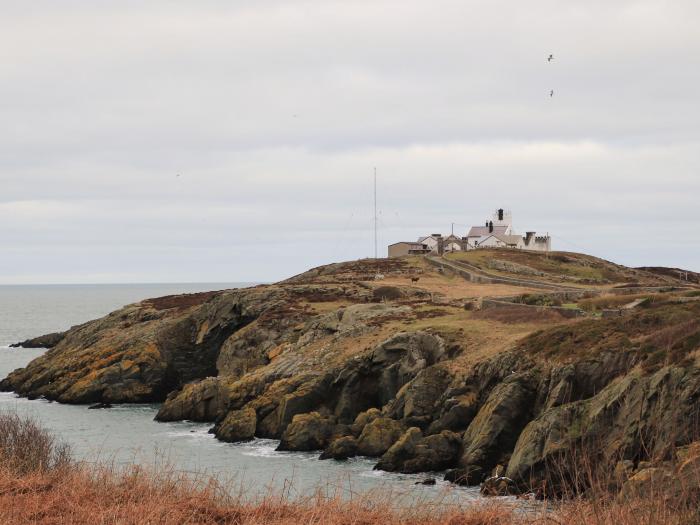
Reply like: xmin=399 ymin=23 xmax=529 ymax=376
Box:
xmin=1 ymin=1 xmax=698 ymax=284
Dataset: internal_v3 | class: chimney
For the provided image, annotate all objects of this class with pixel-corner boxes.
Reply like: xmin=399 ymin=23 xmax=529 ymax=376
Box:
xmin=525 ymin=232 xmax=535 ymax=245
xmin=498 ymin=208 xmax=504 ymax=221
xmin=489 ymin=221 xmax=493 ymax=233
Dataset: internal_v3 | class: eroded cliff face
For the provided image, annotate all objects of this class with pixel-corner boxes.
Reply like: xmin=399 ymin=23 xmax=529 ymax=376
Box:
xmin=2 ymin=254 xmax=699 ymax=496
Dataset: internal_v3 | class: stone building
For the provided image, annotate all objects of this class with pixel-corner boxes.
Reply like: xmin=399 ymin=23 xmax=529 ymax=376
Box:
xmin=387 ymin=241 xmax=432 ymax=258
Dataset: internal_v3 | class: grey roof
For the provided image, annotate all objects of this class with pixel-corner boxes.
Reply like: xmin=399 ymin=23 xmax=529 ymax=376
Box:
xmin=497 ymin=234 xmax=524 ymax=245
xmin=388 ymin=241 xmax=428 ymax=247
xmin=467 ymin=225 xmax=508 ymax=237
xmin=418 ymin=234 xmax=442 ymax=242
xmin=476 ymin=233 xmax=522 ymax=246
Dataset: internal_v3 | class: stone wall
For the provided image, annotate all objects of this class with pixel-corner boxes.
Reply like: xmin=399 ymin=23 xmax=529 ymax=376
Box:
xmin=480 ymin=298 xmax=587 ymax=319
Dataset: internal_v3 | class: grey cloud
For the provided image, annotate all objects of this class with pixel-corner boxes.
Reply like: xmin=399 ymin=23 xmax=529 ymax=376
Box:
xmin=0 ymin=1 xmax=698 ymax=283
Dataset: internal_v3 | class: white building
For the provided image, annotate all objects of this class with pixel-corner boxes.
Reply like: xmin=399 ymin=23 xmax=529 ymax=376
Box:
xmin=443 ymin=234 xmax=464 ymax=253
xmin=467 ymin=209 xmax=551 ymax=252
xmin=388 ymin=208 xmax=552 ymax=258
xmin=417 ymin=234 xmax=442 ymax=253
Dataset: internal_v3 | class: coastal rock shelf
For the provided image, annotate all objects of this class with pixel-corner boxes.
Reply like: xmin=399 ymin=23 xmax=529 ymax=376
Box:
xmin=3 ymin=251 xmax=699 ymax=496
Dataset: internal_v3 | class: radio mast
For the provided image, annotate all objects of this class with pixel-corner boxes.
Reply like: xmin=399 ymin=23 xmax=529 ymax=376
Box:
xmin=374 ymin=167 xmax=378 ymax=260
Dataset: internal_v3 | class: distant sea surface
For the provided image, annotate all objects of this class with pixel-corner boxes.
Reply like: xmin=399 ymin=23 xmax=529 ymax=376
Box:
xmin=0 ymin=283 xmax=482 ymax=504
xmin=0 ymin=283 xmax=250 ymax=347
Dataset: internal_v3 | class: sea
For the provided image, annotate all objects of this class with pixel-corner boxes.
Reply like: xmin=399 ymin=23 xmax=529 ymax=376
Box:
xmin=0 ymin=283 xmax=485 ymax=506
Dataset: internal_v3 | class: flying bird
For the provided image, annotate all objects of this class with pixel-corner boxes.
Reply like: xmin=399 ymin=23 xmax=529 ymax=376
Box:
xmin=550 ymin=90 xmax=554 ymax=97
xmin=547 ymin=54 xmax=554 ymax=62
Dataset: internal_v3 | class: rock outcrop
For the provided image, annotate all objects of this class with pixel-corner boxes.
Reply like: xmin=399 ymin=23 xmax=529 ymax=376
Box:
xmin=459 ymin=372 xmax=538 ymax=475
xmin=319 ymin=436 xmax=358 ymax=460
xmin=277 ymin=412 xmax=337 ymax=451
xmin=0 ymin=289 xmax=268 ymax=403
xmin=216 ymin=407 xmax=257 ymax=443
xmin=356 ymin=417 xmax=406 ymax=456
xmin=10 ymin=332 xmax=65 ymax=349
xmin=375 ymin=428 xmax=461 ymax=473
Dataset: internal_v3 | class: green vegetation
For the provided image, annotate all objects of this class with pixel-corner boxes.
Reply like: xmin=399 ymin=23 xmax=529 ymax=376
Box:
xmin=515 ymin=293 xmax=563 ymax=307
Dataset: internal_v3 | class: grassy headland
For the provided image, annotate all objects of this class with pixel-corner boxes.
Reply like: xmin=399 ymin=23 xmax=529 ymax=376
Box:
xmin=2 ymin=248 xmax=699 ymax=519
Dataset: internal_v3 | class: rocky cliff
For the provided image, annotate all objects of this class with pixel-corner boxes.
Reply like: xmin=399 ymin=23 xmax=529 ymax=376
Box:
xmin=2 ymin=251 xmax=699 ymax=496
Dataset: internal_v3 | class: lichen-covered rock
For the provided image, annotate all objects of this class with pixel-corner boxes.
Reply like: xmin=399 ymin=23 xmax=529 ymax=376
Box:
xmin=351 ymin=408 xmax=382 ymax=436
xmin=506 ymin=365 xmax=700 ymax=494
xmin=444 ymin=465 xmax=485 ymax=486
xmin=618 ymin=467 xmax=677 ymax=500
xmin=371 ymin=332 xmax=445 ymax=400
xmin=677 ymin=449 xmax=700 ymax=491
xmin=374 ymin=427 xmax=423 ymax=471
xmin=216 ymin=407 xmax=257 ymax=443
xmin=319 ymin=436 xmax=358 ymax=460
xmin=375 ymin=427 xmax=461 ymax=473
xmin=254 ymin=374 xmax=335 ymax=439
xmin=0 ymin=289 xmax=266 ymax=403
xmin=459 ymin=373 xmax=537 ymax=474
xmin=356 ymin=417 xmax=405 ymax=457
xmin=156 ymin=377 xmax=229 ymax=422
xmin=427 ymin=392 xmax=478 ymax=434
xmin=10 ymin=332 xmax=65 ymax=349
xmin=384 ymin=366 xmax=452 ymax=424
xmin=332 ymin=332 xmax=446 ymax=423
xmin=277 ymin=412 xmax=336 ymax=451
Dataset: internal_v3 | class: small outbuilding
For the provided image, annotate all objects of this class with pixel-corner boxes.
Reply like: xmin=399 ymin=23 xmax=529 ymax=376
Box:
xmin=388 ymin=242 xmax=431 ymax=258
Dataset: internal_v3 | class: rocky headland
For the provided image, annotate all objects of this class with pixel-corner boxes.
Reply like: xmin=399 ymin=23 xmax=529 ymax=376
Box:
xmin=3 ymin=249 xmax=700 ymax=498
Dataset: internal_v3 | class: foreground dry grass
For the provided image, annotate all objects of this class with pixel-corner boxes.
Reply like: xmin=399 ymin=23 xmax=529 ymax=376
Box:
xmin=2 ymin=413 xmax=698 ymax=525
xmin=0 ymin=465 xmax=520 ymax=525
xmin=3 ymin=463 xmax=698 ymax=525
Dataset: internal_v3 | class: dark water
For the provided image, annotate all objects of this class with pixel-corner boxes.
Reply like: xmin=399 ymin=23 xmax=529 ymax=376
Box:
xmin=0 ymin=283 xmax=485 ymax=505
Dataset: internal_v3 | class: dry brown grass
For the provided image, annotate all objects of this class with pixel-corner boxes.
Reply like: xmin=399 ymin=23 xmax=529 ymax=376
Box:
xmin=2 ymin=460 xmax=698 ymax=525
xmin=577 ymin=293 xmax=652 ymax=312
xmin=0 ymin=464 xmax=523 ymax=525
xmin=392 ymin=308 xmax=555 ymax=373
xmin=145 ymin=291 xmax=223 ymax=312
xmin=2 ymin=413 xmax=699 ymax=524
xmin=547 ymin=498 xmax=699 ymax=525
xmin=472 ymin=305 xmax=572 ymax=324
xmin=444 ymin=249 xmax=648 ymax=285
xmin=374 ymin=273 xmax=541 ymax=300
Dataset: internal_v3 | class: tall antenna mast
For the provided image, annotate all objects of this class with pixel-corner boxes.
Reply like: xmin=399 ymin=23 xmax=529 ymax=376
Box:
xmin=373 ymin=167 xmax=378 ymax=260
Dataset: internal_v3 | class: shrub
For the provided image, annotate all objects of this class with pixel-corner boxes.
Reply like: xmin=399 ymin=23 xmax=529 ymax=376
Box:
xmin=0 ymin=412 xmax=71 ymax=474
xmin=373 ymin=286 xmax=404 ymax=302
xmin=517 ymin=294 xmax=562 ymax=307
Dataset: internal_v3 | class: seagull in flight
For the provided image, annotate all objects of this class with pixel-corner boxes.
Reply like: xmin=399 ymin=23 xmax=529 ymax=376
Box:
xmin=547 ymin=54 xmax=554 ymax=62
xmin=550 ymin=90 xmax=554 ymax=97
